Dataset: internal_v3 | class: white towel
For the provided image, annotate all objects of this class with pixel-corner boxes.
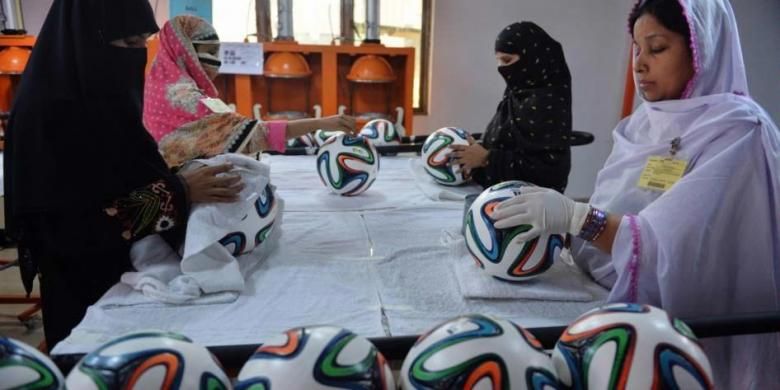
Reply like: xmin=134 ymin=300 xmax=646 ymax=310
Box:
xmin=409 ymin=158 xmax=483 ymax=201
xmin=444 ymin=231 xmax=601 ymax=302
xmin=120 ymin=153 xmax=283 ymax=305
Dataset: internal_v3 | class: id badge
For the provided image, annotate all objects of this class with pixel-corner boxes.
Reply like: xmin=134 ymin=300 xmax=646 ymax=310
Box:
xmin=637 ymin=156 xmax=688 ymax=192
xmin=200 ymin=97 xmax=234 ymax=113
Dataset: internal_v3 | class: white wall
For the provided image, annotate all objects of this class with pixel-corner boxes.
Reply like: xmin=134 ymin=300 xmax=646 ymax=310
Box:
xmin=20 ymin=0 xmax=53 ymax=35
xmin=730 ymin=0 xmax=780 ymax=123
xmin=413 ymin=0 xmax=780 ymax=198
xmin=413 ymin=0 xmax=634 ymax=198
xmin=15 ymin=0 xmax=780 ymax=198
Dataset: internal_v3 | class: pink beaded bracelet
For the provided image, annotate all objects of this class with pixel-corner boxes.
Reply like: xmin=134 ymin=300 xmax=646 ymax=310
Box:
xmin=627 ymin=214 xmax=641 ymax=303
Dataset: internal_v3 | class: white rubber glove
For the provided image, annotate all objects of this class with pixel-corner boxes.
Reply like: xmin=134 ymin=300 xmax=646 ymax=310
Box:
xmin=491 ymin=186 xmax=591 ymax=241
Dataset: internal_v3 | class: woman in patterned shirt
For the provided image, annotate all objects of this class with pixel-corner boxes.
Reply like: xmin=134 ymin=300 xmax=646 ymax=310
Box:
xmin=143 ymin=15 xmax=355 ymax=168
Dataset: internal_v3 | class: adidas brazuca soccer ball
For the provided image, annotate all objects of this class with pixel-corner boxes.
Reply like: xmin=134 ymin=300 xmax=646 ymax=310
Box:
xmin=316 ymin=134 xmax=379 ymax=196
xmin=235 ymin=326 xmax=395 ymax=389
xmin=464 ymin=181 xmax=564 ymax=281
xmin=552 ymin=303 xmax=714 ymax=389
xmin=400 ymin=314 xmax=560 ymax=389
xmin=65 ymin=331 xmax=230 ymax=389
xmin=420 ymin=127 xmax=471 ymax=186
xmin=0 ymin=336 xmax=65 ymax=390
xmin=359 ymin=118 xmax=402 ymax=146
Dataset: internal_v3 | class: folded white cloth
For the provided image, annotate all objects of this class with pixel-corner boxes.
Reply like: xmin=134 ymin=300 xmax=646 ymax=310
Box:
xmin=120 ymin=153 xmax=283 ymax=305
xmin=443 ymin=231 xmax=603 ymax=302
xmin=409 ymin=158 xmax=483 ymax=201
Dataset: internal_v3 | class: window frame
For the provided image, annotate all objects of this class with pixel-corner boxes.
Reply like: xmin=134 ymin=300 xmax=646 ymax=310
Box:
xmin=415 ymin=0 xmax=431 ymax=115
xmin=253 ymin=0 xmax=432 ymax=114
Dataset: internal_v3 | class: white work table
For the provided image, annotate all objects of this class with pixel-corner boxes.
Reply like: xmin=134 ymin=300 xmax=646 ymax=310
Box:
xmin=52 ymin=155 xmax=607 ymax=356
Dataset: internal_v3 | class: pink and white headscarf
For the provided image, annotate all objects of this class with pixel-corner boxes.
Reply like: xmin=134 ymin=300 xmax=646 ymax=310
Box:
xmin=144 ymin=15 xmax=220 ymax=141
xmin=142 ymin=16 xmax=284 ymax=167
xmin=574 ymin=0 xmax=780 ymax=388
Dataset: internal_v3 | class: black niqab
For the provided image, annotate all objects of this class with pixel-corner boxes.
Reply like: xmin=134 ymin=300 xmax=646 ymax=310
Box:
xmin=477 ymin=21 xmax=572 ymax=192
xmin=4 ymin=0 xmax=164 ymax=235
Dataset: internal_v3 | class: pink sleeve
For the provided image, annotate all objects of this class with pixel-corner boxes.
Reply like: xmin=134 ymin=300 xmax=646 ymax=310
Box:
xmin=607 ymin=214 xmax=662 ymax=307
xmin=266 ymin=121 xmax=288 ymax=153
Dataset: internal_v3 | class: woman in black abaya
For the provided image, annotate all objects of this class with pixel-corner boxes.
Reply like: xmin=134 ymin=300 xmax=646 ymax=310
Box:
xmin=4 ymin=0 xmax=242 ymax=349
xmin=452 ymin=22 xmax=572 ymax=192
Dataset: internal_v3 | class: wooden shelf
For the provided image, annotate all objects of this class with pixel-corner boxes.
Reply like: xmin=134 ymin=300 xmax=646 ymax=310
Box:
xmin=0 ymin=38 xmax=416 ymax=136
xmin=0 ymin=35 xmax=36 ymax=151
xmin=147 ymin=39 xmax=415 ymax=134
xmin=0 ymin=35 xmax=35 ymax=48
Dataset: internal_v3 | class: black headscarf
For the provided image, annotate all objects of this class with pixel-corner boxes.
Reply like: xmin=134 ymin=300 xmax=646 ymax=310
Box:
xmin=4 ymin=0 xmax=165 ymax=235
xmin=476 ymin=21 xmax=572 ymax=192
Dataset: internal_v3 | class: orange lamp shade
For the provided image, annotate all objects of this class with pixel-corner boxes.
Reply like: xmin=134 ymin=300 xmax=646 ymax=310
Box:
xmin=0 ymin=46 xmax=31 ymax=74
xmin=264 ymin=52 xmax=311 ymax=78
xmin=347 ymin=55 xmax=395 ymax=83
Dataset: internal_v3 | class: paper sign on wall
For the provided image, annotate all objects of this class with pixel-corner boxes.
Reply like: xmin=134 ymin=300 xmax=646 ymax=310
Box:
xmin=219 ymin=43 xmax=264 ymax=75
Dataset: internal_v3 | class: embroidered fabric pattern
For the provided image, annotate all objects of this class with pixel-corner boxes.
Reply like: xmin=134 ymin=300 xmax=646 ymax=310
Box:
xmin=158 ymin=114 xmax=259 ymax=167
xmin=627 ymin=214 xmax=642 ymax=303
xmin=105 ymin=180 xmax=178 ymax=241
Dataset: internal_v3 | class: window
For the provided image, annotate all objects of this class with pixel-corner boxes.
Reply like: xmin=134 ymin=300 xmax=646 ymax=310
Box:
xmin=353 ymin=0 xmax=430 ymax=113
xmin=212 ymin=1 xmax=257 ymax=42
xmin=212 ymin=0 xmax=431 ymax=114
xmin=268 ymin=0 xmax=342 ymax=45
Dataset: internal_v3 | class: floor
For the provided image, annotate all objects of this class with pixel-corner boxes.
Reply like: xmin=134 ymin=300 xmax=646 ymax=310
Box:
xmin=0 ymin=195 xmax=45 ymax=350
xmin=0 ymin=246 xmax=45 ymax=348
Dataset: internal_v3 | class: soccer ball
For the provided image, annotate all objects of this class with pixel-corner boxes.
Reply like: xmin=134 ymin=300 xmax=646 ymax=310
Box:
xmin=287 ymin=132 xmax=316 ymax=148
xmin=464 ymin=181 xmax=564 ymax=281
xmin=0 ymin=336 xmax=65 ymax=390
xmin=218 ymin=182 xmax=279 ymax=256
xmin=313 ymin=129 xmax=346 ymax=147
xmin=359 ymin=118 xmax=402 ymax=146
xmin=287 ymin=133 xmax=318 ymax=154
xmin=316 ymin=134 xmax=379 ymax=196
xmin=552 ymin=303 xmax=714 ymax=389
xmin=400 ymin=314 xmax=560 ymax=389
xmin=235 ymin=326 xmax=395 ymax=389
xmin=421 ymin=127 xmax=471 ymax=186
xmin=65 ymin=331 xmax=230 ymax=389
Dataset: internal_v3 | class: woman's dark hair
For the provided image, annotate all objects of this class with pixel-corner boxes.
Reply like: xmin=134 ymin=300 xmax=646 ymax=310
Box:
xmin=629 ymin=0 xmax=691 ymax=47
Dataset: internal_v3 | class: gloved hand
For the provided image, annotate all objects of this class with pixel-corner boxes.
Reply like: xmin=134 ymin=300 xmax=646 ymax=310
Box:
xmin=491 ymin=186 xmax=590 ymax=241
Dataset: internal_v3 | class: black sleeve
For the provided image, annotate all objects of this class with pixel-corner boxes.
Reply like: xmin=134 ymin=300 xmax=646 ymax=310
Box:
xmin=472 ymin=146 xmax=570 ymax=193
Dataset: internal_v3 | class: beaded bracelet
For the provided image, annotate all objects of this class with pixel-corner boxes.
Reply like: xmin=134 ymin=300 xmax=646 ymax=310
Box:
xmin=577 ymin=207 xmax=608 ymax=242
xmin=627 ymin=214 xmax=642 ymax=303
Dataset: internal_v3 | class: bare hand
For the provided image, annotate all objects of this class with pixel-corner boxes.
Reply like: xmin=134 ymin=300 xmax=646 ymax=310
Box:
xmin=316 ymin=114 xmax=356 ymax=134
xmin=450 ymin=137 xmax=489 ymax=176
xmin=179 ymin=163 xmax=244 ymax=204
xmin=287 ymin=115 xmax=356 ymax=139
